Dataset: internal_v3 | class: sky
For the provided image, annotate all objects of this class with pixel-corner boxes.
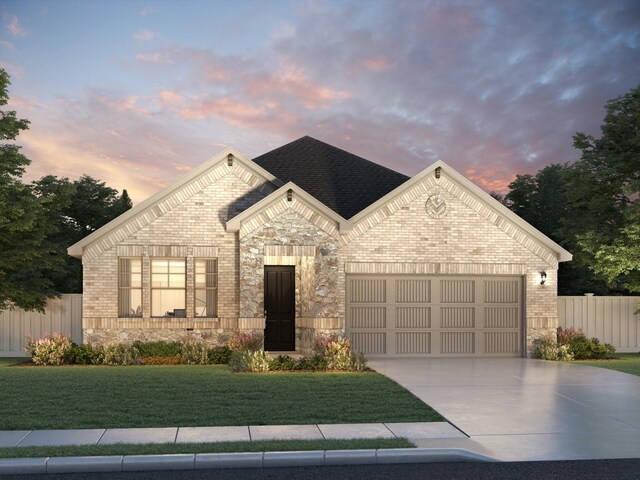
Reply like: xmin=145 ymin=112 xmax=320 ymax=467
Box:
xmin=1 ymin=0 xmax=639 ymax=204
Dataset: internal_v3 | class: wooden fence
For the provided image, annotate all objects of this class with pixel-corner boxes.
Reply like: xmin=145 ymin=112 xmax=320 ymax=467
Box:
xmin=558 ymin=296 xmax=640 ymax=353
xmin=0 ymin=295 xmax=83 ymax=357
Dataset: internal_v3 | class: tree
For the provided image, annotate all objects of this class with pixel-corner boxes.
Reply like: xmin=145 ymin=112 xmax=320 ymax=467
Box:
xmin=0 ymin=69 xmax=61 ymax=312
xmin=33 ymin=176 xmax=133 ymax=293
xmin=570 ymin=84 xmax=640 ymax=293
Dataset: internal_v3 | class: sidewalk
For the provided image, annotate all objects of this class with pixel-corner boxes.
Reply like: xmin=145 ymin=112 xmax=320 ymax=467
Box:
xmin=0 ymin=422 xmax=466 ymax=448
xmin=0 ymin=422 xmax=497 ymax=475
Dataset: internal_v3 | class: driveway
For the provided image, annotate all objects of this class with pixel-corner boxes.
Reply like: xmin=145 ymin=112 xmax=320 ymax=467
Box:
xmin=368 ymin=358 xmax=640 ymax=461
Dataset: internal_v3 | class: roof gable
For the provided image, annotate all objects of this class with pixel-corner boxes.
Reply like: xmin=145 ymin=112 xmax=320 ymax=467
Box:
xmin=68 ymin=147 xmax=281 ymax=258
xmin=347 ymin=160 xmax=572 ymax=264
xmin=253 ymin=136 xmax=409 ymax=219
xmin=226 ymin=182 xmax=352 ymax=237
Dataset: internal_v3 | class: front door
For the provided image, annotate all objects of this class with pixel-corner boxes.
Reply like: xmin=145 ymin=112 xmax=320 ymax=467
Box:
xmin=264 ymin=266 xmax=295 ymax=351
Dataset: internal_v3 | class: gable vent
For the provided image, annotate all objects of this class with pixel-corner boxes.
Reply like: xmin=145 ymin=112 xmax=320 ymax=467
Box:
xmin=287 ymin=189 xmax=293 ymax=201
xmin=227 ymin=154 xmax=234 ymax=166
xmin=435 ymin=166 xmax=441 ymax=179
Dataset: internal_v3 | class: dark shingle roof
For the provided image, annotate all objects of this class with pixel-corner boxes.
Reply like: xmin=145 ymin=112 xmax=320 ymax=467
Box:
xmin=253 ymin=136 xmax=410 ymax=219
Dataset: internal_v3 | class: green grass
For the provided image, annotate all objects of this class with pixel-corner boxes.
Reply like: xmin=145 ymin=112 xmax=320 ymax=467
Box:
xmin=577 ymin=352 xmax=640 ymax=376
xmin=0 ymin=362 xmax=442 ymax=430
xmin=0 ymin=438 xmax=414 ymax=459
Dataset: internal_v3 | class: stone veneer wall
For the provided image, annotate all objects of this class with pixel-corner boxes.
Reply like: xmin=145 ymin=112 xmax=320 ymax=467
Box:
xmin=239 ymin=206 xmax=340 ymax=354
xmin=81 ymin=162 xmax=275 ymax=347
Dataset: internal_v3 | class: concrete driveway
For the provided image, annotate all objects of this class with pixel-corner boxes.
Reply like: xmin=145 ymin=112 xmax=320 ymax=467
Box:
xmin=369 ymin=358 xmax=640 ymax=461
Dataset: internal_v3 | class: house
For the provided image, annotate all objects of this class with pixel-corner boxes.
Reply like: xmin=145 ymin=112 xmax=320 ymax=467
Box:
xmin=68 ymin=136 xmax=571 ymax=357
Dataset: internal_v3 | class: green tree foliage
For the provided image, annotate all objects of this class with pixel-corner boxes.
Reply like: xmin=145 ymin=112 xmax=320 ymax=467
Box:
xmin=504 ymin=164 xmax=609 ymax=295
xmin=0 ymin=69 xmax=61 ymax=312
xmin=571 ymin=84 xmax=640 ymax=293
xmin=503 ymin=84 xmax=640 ymax=294
xmin=32 ymin=176 xmax=133 ymax=293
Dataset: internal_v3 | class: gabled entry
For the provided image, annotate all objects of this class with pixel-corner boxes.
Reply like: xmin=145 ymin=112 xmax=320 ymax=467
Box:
xmin=264 ymin=266 xmax=295 ymax=351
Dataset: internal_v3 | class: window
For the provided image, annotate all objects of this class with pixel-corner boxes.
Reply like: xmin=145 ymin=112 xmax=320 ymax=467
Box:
xmin=118 ymin=258 xmax=142 ymax=317
xmin=195 ymin=259 xmax=218 ymax=317
xmin=151 ymin=258 xmax=186 ymax=317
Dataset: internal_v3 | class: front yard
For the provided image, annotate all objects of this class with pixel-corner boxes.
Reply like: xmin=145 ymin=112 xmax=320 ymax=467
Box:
xmin=0 ymin=359 xmax=442 ymax=430
xmin=577 ymin=352 xmax=640 ymax=377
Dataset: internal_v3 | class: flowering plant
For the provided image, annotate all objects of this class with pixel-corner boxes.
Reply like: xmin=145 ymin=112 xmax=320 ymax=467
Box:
xmin=25 ymin=333 xmax=73 ymax=366
xmin=227 ymin=331 xmax=263 ymax=352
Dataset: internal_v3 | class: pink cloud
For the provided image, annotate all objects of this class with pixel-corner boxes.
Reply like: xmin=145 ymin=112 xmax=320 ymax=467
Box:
xmin=4 ymin=15 xmax=26 ymax=37
xmin=245 ymin=68 xmax=349 ymax=109
xmin=361 ymin=56 xmax=394 ymax=71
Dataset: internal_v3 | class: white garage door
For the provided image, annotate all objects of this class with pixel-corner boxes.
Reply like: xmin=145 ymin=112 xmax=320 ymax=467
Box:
xmin=346 ymin=275 xmax=523 ymax=357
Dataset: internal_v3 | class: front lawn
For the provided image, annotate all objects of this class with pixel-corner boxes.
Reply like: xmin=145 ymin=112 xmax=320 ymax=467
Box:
xmin=0 ymin=362 xmax=442 ymax=430
xmin=578 ymin=352 xmax=640 ymax=377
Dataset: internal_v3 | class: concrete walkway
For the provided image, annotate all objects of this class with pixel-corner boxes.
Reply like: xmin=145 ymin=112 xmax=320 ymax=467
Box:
xmin=0 ymin=422 xmax=465 ymax=448
xmin=369 ymin=357 xmax=640 ymax=461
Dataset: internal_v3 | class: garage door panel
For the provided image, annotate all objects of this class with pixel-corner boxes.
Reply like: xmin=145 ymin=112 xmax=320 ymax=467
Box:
xmin=396 ymin=307 xmax=431 ymax=328
xmin=395 ymin=279 xmax=431 ymax=303
xmin=351 ymin=332 xmax=386 ymax=354
xmin=347 ymin=275 xmax=522 ymax=357
xmin=485 ymin=332 xmax=519 ymax=353
xmin=485 ymin=280 xmax=520 ymax=303
xmin=441 ymin=332 xmax=475 ymax=354
xmin=484 ymin=307 xmax=519 ymax=328
xmin=440 ymin=280 xmax=475 ymax=303
xmin=396 ymin=332 xmax=431 ymax=354
xmin=440 ymin=307 xmax=475 ymax=328
xmin=349 ymin=307 xmax=386 ymax=328
xmin=349 ymin=279 xmax=386 ymax=303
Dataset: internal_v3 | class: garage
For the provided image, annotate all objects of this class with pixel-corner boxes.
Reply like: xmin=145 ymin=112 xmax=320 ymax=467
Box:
xmin=346 ymin=275 xmax=523 ymax=357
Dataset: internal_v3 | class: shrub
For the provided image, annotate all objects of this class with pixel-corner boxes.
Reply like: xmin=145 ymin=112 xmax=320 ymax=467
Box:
xmin=65 ymin=343 xmax=104 ymax=365
xmin=133 ymin=340 xmax=182 ymax=357
xmin=313 ymin=333 xmax=343 ymax=355
xmin=229 ymin=350 xmax=272 ymax=372
xmin=556 ymin=327 xmax=616 ymax=360
xmin=141 ymin=355 xmax=181 ymax=365
xmin=532 ymin=335 xmax=572 ymax=360
xmin=269 ymin=354 xmax=297 ymax=371
xmin=180 ymin=341 xmax=209 ymax=365
xmin=227 ymin=332 xmax=263 ymax=352
xmin=208 ymin=346 xmax=232 ymax=364
xmin=314 ymin=333 xmax=368 ymax=371
xmin=26 ymin=333 xmax=73 ymax=366
xmin=294 ymin=354 xmax=328 ymax=371
xmin=102 ymin=343 xmax=141 ymax=366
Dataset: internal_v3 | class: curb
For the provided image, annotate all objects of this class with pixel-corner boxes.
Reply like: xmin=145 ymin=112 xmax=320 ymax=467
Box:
xmin=0 ymin=448 xmax=497 ymax=475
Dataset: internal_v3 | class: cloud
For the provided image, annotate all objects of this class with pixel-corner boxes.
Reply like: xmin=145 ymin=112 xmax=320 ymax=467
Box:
xmin=133 ymin=29 xmax=160 ymax=42
xmin=4 ymin=14 xmax=26 ymax=37
xmin=139 ymin=6 xmax=158 ymax=17
xmin=16 ymin=0 xmax=640 ymax=207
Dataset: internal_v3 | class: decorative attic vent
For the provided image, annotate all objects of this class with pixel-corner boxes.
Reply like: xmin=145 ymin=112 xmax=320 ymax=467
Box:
xmin=227 ymin=154 xmax=234 ymax=166
xmin=435 ymin=166 xmax=441 ymax=179
xmin=287 ymin=189 xmax=293 ymax=201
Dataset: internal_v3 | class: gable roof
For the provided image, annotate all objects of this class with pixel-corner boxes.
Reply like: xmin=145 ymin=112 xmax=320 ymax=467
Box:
xmin=67 ymin=147 xmax=281 ymax=258
xmin=226 ymin=181 xmax=352 ymax=234
xmin=348 ymin=159 xmax=573 ymax=263
xmin=253 ymin=136 xmax=409 ymax=219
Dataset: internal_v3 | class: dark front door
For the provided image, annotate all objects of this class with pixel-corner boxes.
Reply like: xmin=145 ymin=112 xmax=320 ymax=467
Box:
xmin=264 ymin=266 xmax=295 ymax=351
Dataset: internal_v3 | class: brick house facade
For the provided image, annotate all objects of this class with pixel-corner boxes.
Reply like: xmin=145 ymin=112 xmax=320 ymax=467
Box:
xmin=69 ymin=137 xmax=571 ymax=357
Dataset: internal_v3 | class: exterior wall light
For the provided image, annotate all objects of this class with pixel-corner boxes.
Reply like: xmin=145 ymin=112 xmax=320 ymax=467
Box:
xmin=539 ymin=271 xmax=547 ymax=285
